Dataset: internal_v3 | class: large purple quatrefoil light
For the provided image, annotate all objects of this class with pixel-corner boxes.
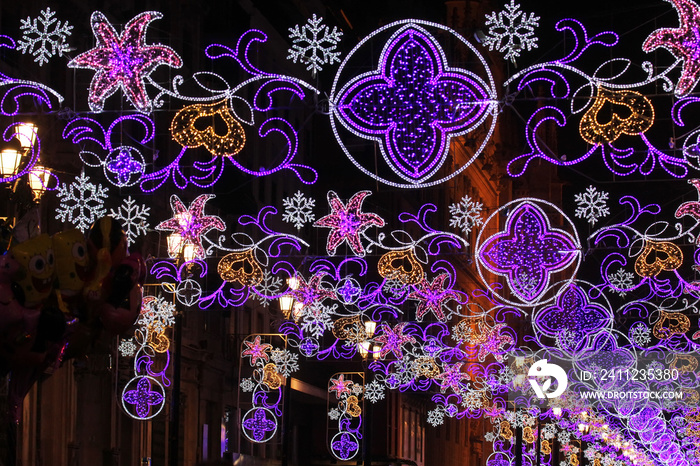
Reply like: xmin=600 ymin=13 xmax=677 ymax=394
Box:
xmin=331 ymin=21 xmax=497 ymax=187
xmin=477 ymin=200 xmax=580 ymax=304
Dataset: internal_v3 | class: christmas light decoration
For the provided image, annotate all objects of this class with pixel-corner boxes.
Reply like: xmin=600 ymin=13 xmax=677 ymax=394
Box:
xmin=242 ymin=408 xmax=277 ymax=443
xmin=282 ymin=190 xmax=315 ymax=230
xmin=327 ymin=373 xmax=363 ymax=461
xmin=170 ymin=101 xmax=246 ymax=156
xmin=482 ymin=0 xmax=540 ymax=62
xmin=373 ymin=323 xmax=416 ymax=359
xmin=652 ymin=310 xmax=690 ymax=340
xmin=333 ymin=24 xmax=492 ymax=183
xmin=579 ymin=87 xmax=654 ymax=145
xmin=574 ymin=185 xmax=610 ymax=225
xmin=477 ymin=200 xmax=580 ymax=304
xmin=155 ymin=194 xmax=225 ymax=260
xmin=287 ymin=15 xmax=343 ymax=73
xmin=534 ymin=283 xmax=612 ymax=342
xmin=330 ymin=20 xmax=497 ymax=188
xmin=17 ymin=7 xmax=72 ymax=66
xmin=62 ymin=114 xmax=155 ymax=188
xmin=377 ymin=249 xmax=424 ymax=285
xmin=314 ymin=190 xmax=385 ymax=256
xmin=121 ymin=376 xmax=165 ymax=420
xmin=643 ymin=0 xmax=700 ymax=96
xmin=242 ymin=335 xmax=272 ymax=365
xmin=109 ymin=196 xmax=150 ymax=246
xmin=120 ymin=296 xmax=175 ymax=421
xmin=448 ymin=195 xmax=484 ymax=237
xmin=68 ymin=11 xmax=182 ymax=112
xmin=633 ymin=240 xmax=683 ymax=278
xmin=408 ymin=273 xmax=459 ymax=321
xmin=675 ymin=179 xmax=700 ymax=243
xmin=239 ymin=335 xmax=289 ymax=445
xmin=55 ymin=171 xmax=109 ymax=232
xmin=217 ymin=249 xmax=264 ymax=286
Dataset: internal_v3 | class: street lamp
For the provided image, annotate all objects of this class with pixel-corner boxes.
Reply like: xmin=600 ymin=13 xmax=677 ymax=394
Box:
xmin=0 ymin=149 xmax=22 ymax=178
xmin=27 ymin=166 xmax=51 ymax=200
xmin=166 ymin=232 xmax=196 ymax=262
xmin=14 ymin=123 xmax=37 ymax=150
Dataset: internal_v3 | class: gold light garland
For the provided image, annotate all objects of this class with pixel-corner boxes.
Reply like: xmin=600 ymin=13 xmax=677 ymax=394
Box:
xmin=633 ymin=240 xmax=683 ymax=277
xmin=377 ymin=248 xmax=424 ymax=285
xmin=579 ymin=86 xmax=654 ymax=145
xmin=171 ymin=100 xmax=246 ymax=156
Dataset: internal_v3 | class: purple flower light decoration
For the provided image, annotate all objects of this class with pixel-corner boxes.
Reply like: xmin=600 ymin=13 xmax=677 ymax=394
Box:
xmin=332 ymin=22 xmax=496 ymax=185
xmin=105 ymin=146 xmax=144 ymax=185
xmin=242 ymin=407 xmax=277 ymax=443
xmin=331 ymin=432 xmax=359 ymax=460
xmin=535 ymin=283 xmax=611 ymax=342
xmin=122 ymin=376 xmax=165 ymax=419
xmin=68 ymin=11 xmax=182 ymax=112
xmin=478 ymin=201 xmax=579 ymax=303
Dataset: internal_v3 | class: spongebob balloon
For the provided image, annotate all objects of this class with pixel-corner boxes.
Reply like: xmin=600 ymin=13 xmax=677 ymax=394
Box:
xmin=52 ymin=229 xmax=90 ymax=300
xmin=10 ymin=234 xmax=55 ymax=308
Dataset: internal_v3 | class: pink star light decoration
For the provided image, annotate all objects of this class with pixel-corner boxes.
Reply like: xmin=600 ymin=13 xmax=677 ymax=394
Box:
xmin=156 ymin=194 xmax=225 ymax=260
xmin=68 ymin=11 xmax=182 ymax=112
xmin=434 ymin=362 xmax=470 ymax=393
xmin=314 ymin=190 xmax=385 ymax=257
xmin=474 ymin=323 xmax=513 ymax=362
xmin=289 ymin=273 xmax=336 ymax=307
xmin=408 ymin=273 xmax=459 ymax=321
xmin=329 ymin=374 xmax=354 ymax=398
xmin=675 ymin=179 xmax=700 ymax=244
xmin=374 ymin=323 xmax=416 ymax=359
xmin=242 ymin=336 xmax=271 ymax=365
xmin=643 ymin=0 xmax=700 ymax=96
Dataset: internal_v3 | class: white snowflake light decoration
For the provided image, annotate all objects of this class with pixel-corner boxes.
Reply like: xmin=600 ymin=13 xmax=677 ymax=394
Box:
xmin=575 ymin=185 xmax=610 ymax=226
xmin=55 ymin=172 xmax=109 ymax=232
xmin=364 ymin=380 xmax=385 ymax=403
xmin=427 ymin=408 xmax=445 ymax=426
xmin=461 ymin=391 xmax=483 ymax=410
xmin=328 ymin=408 xmax=341 ymax=420
xmin=118 ymin=338 xmax=137 ymax=357
xmin=270 ymin=349 xmax=300 ymax=377
xmin=17 ymin=8 xmax=73 ymax=66
xmin=109 ymin=196 xmax=150 ymax=246
xmin=448 ymin=195 xmax=484 ymax=237
xmin=483 ymin=0 xmax=539 ymax=62
xmin=252 ymin=270 xmax=283 ymax=307
xmin=282 ymin=190 xmax=316 ymax=230
xmin=138 ymin=296 xmax=176 ymax=333
xmin=240 ymin=378 xmax=255 ymax=393
xmin=287 ymin=14 xmax=343 ymax=73
xmin=631 ymin=324 xmax=652 ymax=346
xmin=607 ymin=268 xmax=634 ymax=297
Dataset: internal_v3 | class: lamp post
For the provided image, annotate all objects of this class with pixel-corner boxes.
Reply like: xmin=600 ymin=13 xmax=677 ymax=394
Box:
xmin=166 ymin=232 xmax=194 ymax=466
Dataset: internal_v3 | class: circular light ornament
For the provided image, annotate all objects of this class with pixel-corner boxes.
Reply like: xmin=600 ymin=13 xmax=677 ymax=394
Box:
xmin=475 ymin=198 xmax=581 ymax=307
xmin=121 ymin=375 xmax=166 ymax=420
xmin=242 ymin=407 xmax=278 ymax=443
xmin=330 ymin=20 xmax=498 ymax=188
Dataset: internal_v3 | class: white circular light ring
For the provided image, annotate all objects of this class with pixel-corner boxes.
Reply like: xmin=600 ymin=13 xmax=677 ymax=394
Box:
xmin=329 ymin=19 xmax=499 ymax=189
xmin=474 ymin=198 xmax=582 ymax=308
